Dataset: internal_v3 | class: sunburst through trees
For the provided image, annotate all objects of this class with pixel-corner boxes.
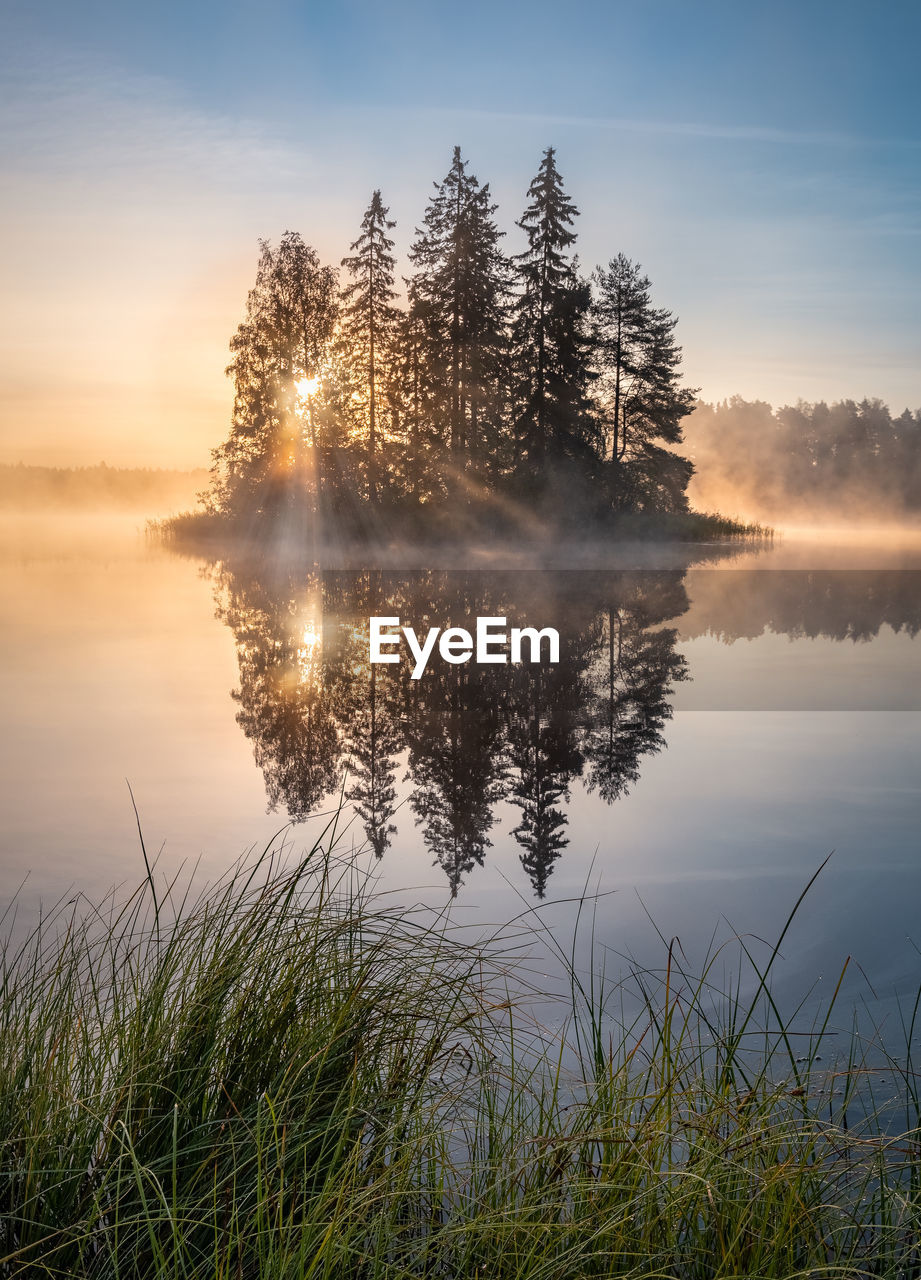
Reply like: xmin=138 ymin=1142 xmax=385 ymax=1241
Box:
xmin=205 ymin=148 xmax=697 ymax=538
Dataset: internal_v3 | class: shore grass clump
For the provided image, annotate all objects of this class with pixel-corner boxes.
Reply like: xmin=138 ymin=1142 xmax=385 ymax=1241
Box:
xmin=0 ymin=825 xmax=491 ymax=1278
xmin=2 ymin=825 xmax=920 ymax=1278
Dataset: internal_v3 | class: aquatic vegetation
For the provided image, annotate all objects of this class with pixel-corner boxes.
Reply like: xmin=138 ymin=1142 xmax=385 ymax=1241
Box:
xmin=2 ymin=821 xmax=920 ymax=1278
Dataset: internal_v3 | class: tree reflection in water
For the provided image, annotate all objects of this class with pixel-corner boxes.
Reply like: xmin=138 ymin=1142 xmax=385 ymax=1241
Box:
xmin=214 ymin=566 xmax=692 ymax=897
xmin=214 ymin=566 xmax=919 ymax=896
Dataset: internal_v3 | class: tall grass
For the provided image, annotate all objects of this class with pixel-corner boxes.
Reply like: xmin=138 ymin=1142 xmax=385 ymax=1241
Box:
xmin=2 ymin=820 xmax=919 ymax=1278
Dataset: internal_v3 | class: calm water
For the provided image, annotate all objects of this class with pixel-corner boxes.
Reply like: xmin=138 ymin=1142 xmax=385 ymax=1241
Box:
xmin=2 ymin=512 xmax=920 ymax=1028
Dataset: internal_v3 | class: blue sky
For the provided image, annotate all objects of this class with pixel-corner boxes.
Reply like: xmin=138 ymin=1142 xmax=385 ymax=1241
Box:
xmin=1 ymin=0 xmax=919 ymax=465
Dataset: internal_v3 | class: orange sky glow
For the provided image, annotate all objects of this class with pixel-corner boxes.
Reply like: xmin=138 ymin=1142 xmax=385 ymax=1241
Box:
xmin=2 ymin=5 xmax=918 ymax=470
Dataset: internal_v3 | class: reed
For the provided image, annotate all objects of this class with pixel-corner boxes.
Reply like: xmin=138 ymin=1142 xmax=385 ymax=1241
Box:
xmin=2 ymin=821 xmax=918 ymax=1278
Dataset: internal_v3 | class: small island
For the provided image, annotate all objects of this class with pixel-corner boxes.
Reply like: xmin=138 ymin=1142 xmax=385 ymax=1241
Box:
xmin=165 ymin=147 xmax=765 ymax=554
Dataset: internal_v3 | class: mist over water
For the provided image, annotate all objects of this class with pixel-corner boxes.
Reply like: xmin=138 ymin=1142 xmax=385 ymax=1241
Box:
xmin=0 ymin=506 xmax=919 ymax=1031
xmin=0 ymin=463 xmax=207 ymax=516
xmin=683 ymin=397 xmax=921 ymax=527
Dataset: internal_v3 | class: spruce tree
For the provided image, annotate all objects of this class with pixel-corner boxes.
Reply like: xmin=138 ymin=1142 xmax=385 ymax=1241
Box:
xmin=512 ymin=147 xmax=596 ymax=478
xmin=462 ymin=181 xmax=513 ymax=480
xmin=407 ymin=666 xmax=505 ymax=897
xmin=338 ymin=191 xmax=398 ymax=503
xmin=387 ymin=293 xmax=439 ymax=502
xmin=407 ymin=147 xmax=509 ymax=486
xmin=583 ymin=585 xmax=688 ymax=803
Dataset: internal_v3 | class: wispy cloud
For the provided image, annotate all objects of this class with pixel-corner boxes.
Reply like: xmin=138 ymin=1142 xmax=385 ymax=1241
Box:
xmin=419 ymin=106 xmax=921 ymax=151
xmin=0 ymin=52 xmax=305 ymax=183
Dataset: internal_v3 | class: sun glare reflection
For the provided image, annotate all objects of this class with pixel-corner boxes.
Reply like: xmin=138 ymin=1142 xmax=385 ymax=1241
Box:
xmin=294 ymin=606 xmax=323 ymax=686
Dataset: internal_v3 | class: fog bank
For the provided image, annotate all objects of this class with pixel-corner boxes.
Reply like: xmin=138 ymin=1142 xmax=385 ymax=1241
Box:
xmin=0 ymin=464 xmax=207 ymax=515
xmin=682 ymin=397 xmax=921 ymax=524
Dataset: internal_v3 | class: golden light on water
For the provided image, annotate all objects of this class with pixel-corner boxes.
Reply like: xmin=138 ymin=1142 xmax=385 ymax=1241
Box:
xmin=295 ymin=603 xmax=323 ymax=687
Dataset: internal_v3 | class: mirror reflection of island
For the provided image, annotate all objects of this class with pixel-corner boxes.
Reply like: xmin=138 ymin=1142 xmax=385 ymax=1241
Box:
xmin=150 ymin=142 xmax=921 ymax=898
xmin=213 ymin=565 xmax=921 ymax=897
xmin=215 ymin=568 xmax=688 ymax=896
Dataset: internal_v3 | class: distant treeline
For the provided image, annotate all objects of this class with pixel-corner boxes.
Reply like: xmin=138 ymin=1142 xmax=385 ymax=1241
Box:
xmin=679 ymin=569 xmax=921 ymax=643
xmin=0 ymin=464 xmax=208 ymax=511
xmin=684 ymin=397 xmax=921 ymax=519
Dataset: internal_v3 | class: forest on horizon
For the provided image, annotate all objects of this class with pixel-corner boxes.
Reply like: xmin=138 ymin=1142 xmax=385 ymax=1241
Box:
xmin=0 ymin=463 xmax=207 ymax=511
xmin=683 ymin=396 xmax=921 ymax=521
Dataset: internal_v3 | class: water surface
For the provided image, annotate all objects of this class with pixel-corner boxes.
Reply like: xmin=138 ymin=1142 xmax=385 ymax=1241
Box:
xmin=1 ymin=514 xmax=919 ymax=1032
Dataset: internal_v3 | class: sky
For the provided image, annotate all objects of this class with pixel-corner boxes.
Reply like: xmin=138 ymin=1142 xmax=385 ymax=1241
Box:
xmin=1 ymin=0 xmax=919 ymax=467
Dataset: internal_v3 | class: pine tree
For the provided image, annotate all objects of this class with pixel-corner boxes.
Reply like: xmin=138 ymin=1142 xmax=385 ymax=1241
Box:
xmin=407 ymin=147 xmax=509 ymax=486
xmin=512 ymin=147 xmax=596 ymax=477
xmin=338 ymin=191 xmax=398 ymax=504
xmin=593 ymin=254 xmax=696 ymax=510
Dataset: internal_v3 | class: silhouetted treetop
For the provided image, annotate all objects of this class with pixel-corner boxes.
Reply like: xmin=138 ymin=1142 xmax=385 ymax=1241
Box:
xmin=204 ymin=146 xmax=700 ymax=536
xmin=337 ymin=190 xmax=398 ymax=504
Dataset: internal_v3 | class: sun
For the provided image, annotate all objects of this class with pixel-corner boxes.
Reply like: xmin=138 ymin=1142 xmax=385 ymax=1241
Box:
xmin=295 ymin=376 xmax=320 ymax=399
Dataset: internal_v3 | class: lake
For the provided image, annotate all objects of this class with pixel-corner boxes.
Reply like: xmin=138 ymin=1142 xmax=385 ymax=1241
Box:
xmin=1 ymin=512 xmax=920 ymax=1037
